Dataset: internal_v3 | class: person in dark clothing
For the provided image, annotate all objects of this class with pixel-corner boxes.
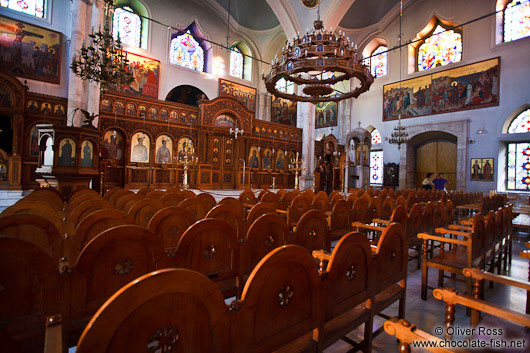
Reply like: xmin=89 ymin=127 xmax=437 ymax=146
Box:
xmin=433 ymin=173 xmax=449 ymax=191
xmin=325 ymin=154 xmax=334 ymax=195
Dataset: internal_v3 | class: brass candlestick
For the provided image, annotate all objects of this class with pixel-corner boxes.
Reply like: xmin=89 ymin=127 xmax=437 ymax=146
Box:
xmin=177 ymin=147 xmax=198 ymax=189
xmin=289 ymin=152 xmax=303 ymax=190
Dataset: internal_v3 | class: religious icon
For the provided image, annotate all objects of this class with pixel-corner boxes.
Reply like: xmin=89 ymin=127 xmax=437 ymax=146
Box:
xmin=100 ymin=99 xmax=112 ymax=112
xmin=27 ymin=100 xmax=39 ymax=111
xmin=80 ymin=141 xmax=94 ymax=168
xmin=29 ymin=125 xmax=39 ymax=156
xmin=41 ymin=102 xmax=52 ymax=114
xmin=102 ymin=130 xmax=124 ymax=161
xmin=470 ymin=158 xmax=494 ymax=181
xmin=0 ymin=155 xmax=8 ymax=181
xmin=214 ymin=114 xmax=236 ymax=128
xmin=249 ymin=146 xmax=260 ymax=169
xmin=315 ymin=101 xmax=338 ymax=129
xmin=160 ymin=109 xmax=168 ymax=121
xmin=149 ymin=107 xmax=158 ymax=119
xmin=131 ymin=132 xmax=150 ymax=163
xmin=155 ymin=135 xmax=173 ymax=164
xmin=58 ymin=138 xmax=76 ymax=167
xmin=189 ymin=114 xmax=198 ymax=124
xmin=138 ymin=105 xmax=147 ymax=117
xmin=170 ymin=111 xmax=178 ymax=121
xmin=114 ymin=101 xmax=125 ymax=114
xmin=276 ymin=149 xmax=285 ymax=170
xmin=263 ymin=148 xmax=273 ymax=169
xmin=180 ymin=113 xmax=188 ymax=124
xmin=126 ymin=103 xmax=136 ymax=116
xmin=54 ymin=105 xmax=65 ymax=115
xmin=177 ymin=137 xmax=194 ymax=160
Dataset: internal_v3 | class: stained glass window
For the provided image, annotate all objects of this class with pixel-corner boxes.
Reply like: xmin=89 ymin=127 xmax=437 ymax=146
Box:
xmin=276 ymin=78 xmax=295 ymax=94
xmin=507 ymin=142 xmax=530 ymax=190
xmin=230 ymin=47 xmax=244 ymax=79
xmin=370 ymin=151 xmax=383 ymax=185
xmin=504 ymin=0 xmax=530 ymax=42
xmin=113 ymin=7 xmax=142 ymax=48
xmin=1 ymin=0 xmax=46 ymax=18
xmin=169 ymin=31 xmax=205 ymax=72
xmin=508 ymin=109 xmax=530 ymax=133
xmin=371 ymin=129 xmax=382 ymax=144
xmin=417 ymin=25 xmax=462 ymax=71
xmin=370 ymin=46 xmax=388 ymax=78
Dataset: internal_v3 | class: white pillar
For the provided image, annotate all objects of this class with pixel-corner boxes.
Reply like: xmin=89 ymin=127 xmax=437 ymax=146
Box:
xmin=86 ymin=0 xmax=105 ymax=128
xmin=297 ymin=98 xmax=315 ymax=190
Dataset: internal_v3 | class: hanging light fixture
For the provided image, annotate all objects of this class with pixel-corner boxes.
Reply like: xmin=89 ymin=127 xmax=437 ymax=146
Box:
xmin=385 ymin=0 xmax=409 ymax=149
xmin=70 ymin=0 xmax=133 ymax=90
xmin=262 ymin=1 xmax=374 ymax=103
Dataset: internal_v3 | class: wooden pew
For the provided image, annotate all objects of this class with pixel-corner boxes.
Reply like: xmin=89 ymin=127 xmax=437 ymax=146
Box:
xmin=147 ymin=206 xmax=195 ymax=256
xmin=292 ymin=209 xmax=331 ymax=252
xmin=246 ymin=202 xmax=276 ymax=226
xmin=127 ymin=198 xmax=163 ymax=228
xmin=206 ymin=204 xmax=245 ymax=241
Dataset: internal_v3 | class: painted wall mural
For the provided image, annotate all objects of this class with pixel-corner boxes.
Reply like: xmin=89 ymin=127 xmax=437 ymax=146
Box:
xmin=271 ymin=96 xmax=297 ymax=126
xmin=315 ymin=101 xmax=338 ymax=129
xmin=110 ymin=52 xmax=160 ymax=98
xmin=383 ymin=57 xmax=500 ymax=121
xmin=219 ymin=78 xmax=256 ymax=112
xmin=0 ymin=15 xmax=62 ymax=83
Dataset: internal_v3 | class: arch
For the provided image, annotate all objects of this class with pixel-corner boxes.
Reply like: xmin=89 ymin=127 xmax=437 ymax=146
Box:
xmin=165 ymin=85 xmax=209 ymax=106
xmin=113 ymin=0 xmax=149 ymax=49
xmin=362 ymin=38 xmax=389 ymax=78
xmin=410 ymin=16 xmax=462 ymax=72
xmin=169 ymin=21 xmax=211 ymax=73
xmin=504 ymin=104 xmax=530 ymax=134
xmin=496 ymin=0 xmax=530 ymax=43
xmin=229 ymin=41 xmax=253 ymax=81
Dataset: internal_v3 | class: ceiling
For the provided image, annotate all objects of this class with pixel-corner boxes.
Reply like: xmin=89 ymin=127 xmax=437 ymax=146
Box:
xmin=339 ymin=0 xmax=399 ymax=29
xmin=214 ymin=0 xmax=280 ymax=31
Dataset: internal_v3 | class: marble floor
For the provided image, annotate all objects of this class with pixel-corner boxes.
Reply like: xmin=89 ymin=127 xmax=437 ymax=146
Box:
xmin=325 ymin=234 xmax=530 ymax=353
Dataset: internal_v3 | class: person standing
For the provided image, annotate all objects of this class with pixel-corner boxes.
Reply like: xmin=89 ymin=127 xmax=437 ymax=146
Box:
xmin=433 ymin=173 xmax=449 ymax=191
xmin=421 ymin=173 xmax=434 ymax=190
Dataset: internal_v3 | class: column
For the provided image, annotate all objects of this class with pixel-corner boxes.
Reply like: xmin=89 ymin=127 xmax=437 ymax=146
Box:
xmin=297 ymin=100 xmax=315 ymax=190
xmin=67 ymin=0 xmax=90 ymax=126
xmin=86 ymin=0 xmax=105 ymax=127
xmin=257 ymin=92 xmax=271 ymax=121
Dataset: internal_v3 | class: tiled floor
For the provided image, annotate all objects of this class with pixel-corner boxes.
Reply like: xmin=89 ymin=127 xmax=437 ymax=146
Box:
xmin=324 ymin=235 xmax=530 ymax=352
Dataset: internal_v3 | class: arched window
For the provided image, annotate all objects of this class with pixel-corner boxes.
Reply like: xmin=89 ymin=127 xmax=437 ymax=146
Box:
xmin=508 ymin=108 xmax=530 ymax=133
xmin=169 ymin=30 xmax=205 ymax=72
xmin=113 ymin=6 xmax=142 ymax=48
xmin=275 ymin=78 xmax=295 ymax=94
xmin=1 ymin=0 xmax=46 ymax=18
xmin=417 ymin=22 xmax=462 ymax=72
xmin=504 ymin=0 xmax=530 ymax=42
xmin=371 ymin=129 xmax=382 ymax=144
xmin=369 ymin=128 xmax=383 ymax=185
xmin=369 ymin=46 xmax=388 ymax=78
xmin=230 ymin=47 xmax=244 ymax=79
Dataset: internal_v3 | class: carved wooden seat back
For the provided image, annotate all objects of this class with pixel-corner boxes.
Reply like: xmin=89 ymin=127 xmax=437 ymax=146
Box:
xmin=311 ymin=193 xmax=329 ymax=212
xmin=287 ymin=195 xmax=310 ymax=227
xmin=330 ymin=200 xmax=350 ymax=239
xmin=67 ymin=191 xmax=103 ymax=211
xmin=0 ymin=213 xmax=62 ymax=261
xmin=302 ymin=188 xmax=315 ymax=201
xmin=68 ymin=187 xmax=99 ymax=201
xmin=242 ymin=213 xmax=290 ymax=276
xmin=196 ymin=193 xmax=217 ymax=213
xmin=373 ymin=223 xmax=407 ymax=294
xmin=72 ymin=209 xmax=135 ymax=260
xmin=444 ymin=200 xmax=454 ymax=225
xmin=395 ymin=195 xmax=407 ymax=209
xmin=260 ymin=192 xmax=280 ymax=209
xmin=103 ymin=187 xmax=123 ymax=201
xmin=0 ymin=237 xmax=61 ymax=353
xmin=257 ymin=189 xmax=270 ymax=201
xmin=494 ymin=208 xmax=503 ymax=244
xmin=470 ymin=214 xmax=485 ymax=261
xmin=279 ymin=191 xmax=298 ymax=210
xmin=432 ymin=201 xmax=445 ymax=229
xmin=177 ymin=197 xmax=207 ymax=220
xmin=128 ymin=198 xmax=164 ymax=228
xmin=27 ymin=189 xmax=64 ymax=212
xmin=361 ymin=192 xmax=372 ymax=204
xmin=231 ymin=245 xmax=321 ymax=353
xmin=136 ymin=187 xmax=153 ymax=196
xmin=420 ymin=202 xmax=434 ymax=233
xmin=67 ymin=199 xmax=112 ymax=227
xmin=159 ymin=192 xmax=187 ymax=207
xmin=316 ymin=190 xmax=328 ymax=198
xmin=351 ymin=197 xmax=369 ymax=224
xmin=292 ymin=209 xmax=331 ymax=252
xmin=330 ymin=193 xmax=344 ymax=207
xmin=76 ymin=268 xmax=230 ymax=353
xmin=346 ymin=193 xmax=358 ymax=210
xmin=246 ymin=202 xmax=276 ymax=226
xmin=380 ymin=197 xmax=395 ymax=221
xmin=502 ymin=205 xmax=512 ymax=237
xmin=276 ymin=189 xmax=286 ymax=198
xmin=219 ymin=197 xmax=244 ymax=219
xmin=115 ymin=193 xmax=142 ymax=211
xmin=145 ymin=190 xmax=165 ymax=200
xmin=174 ymin=219 xmax=239 ymax=298
xmin=329 ymin=190 xmax=340 ymax=199
xmin=3 ymin=201 xmax=64 ymax=233
xmin=367 ymin=196 xmax=382 ymax=224
xmin=147 ymin=206 xmax=195 ymax=253
xmin=239 ymin=190 xmax=257 ymax=206
xmin=206 ymin=204 xmax=244 ymax=240
xmin=108 ymin=189 xmax=132 ymax=206
xmin=389 ymin=205 xmax=408 ymax=229
xmin=69 ymin=225 xmax=163 ymax=341
xmin=484 ymin=211 xmax=495 ymax=250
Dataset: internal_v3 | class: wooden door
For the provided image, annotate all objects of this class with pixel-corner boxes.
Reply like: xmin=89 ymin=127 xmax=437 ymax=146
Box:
xmin=416 ymin=141 xmax=456 ymax=190
xmin=220 ymin=136 xmax=235 ymax=188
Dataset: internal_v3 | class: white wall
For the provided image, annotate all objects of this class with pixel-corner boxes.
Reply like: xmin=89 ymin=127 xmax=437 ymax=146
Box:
xmin=342 ymin=0 xmax=530 ymax=192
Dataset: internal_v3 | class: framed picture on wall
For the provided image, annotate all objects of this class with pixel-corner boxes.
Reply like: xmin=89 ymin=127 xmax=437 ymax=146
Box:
xmin=470 ymin=158 xmax=494 ymax=181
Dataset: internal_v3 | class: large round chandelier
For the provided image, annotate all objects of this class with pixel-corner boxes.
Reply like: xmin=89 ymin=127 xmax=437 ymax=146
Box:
xmin=263 ymin=12 xmax=374 ymax=103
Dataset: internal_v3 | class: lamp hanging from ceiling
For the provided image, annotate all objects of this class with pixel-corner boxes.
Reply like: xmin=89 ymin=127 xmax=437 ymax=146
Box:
xmin=385 ymin=0 xmax=409 ymax=149
xmin=262 ymin=1 xmax=374 ymax=103
xmin=70 ymin=0 xmax=133 ymax=90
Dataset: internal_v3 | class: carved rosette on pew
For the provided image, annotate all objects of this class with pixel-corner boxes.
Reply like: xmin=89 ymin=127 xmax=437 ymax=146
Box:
xmin=35 ymin=124 xmax=100 ymax=198
xmin=344 ymin=126 xmax=371 ymax=190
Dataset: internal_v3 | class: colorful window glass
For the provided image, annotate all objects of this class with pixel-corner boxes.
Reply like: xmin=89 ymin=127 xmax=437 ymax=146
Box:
xmin=276 ymin=78 xmax=295 ymax=94
xmin=113 ymin=7 xmax=142 ymax=48
xmin=1 ymin=0 xmax=46 ymax=18
xmin=507 ymin=142 xmax=530 ymax=190
xmin=229 ymin=47 xmax=244 ymax=79
xmin=508 ymin=109 xmax=530 ymax=133
xmin=169 ymin=31 xmax=205 ymax=72
xmin=371 ymin=129 xmax=382 ymax=144
xmin=370 ymin=151 xmax=383 ymax=184
xmin=504 ymin=0 xmax=530 ymax=42
xmin=370 ymin=46 xmax=388 ymax=78
xmin=417 ymin=25 xmax=462 ymax=72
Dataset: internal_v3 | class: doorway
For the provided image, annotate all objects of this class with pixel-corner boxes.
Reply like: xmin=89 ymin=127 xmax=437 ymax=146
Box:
xmin=0 ymin=115 xmax=12 ymax=154
xmin=416 ymin=140 xmax=457 ymax=190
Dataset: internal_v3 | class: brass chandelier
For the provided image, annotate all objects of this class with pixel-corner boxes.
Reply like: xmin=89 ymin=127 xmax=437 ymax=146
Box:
xmin=262 ymin=5 xmax=374 ymax=103
xmin=70 ymin=0 xmax=133 ymax=89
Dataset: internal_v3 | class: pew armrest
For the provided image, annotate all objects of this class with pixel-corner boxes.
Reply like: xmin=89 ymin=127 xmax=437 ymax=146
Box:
xmin=44 ymin=315 xmax=63 ymax=353
xmin=372 ymin=218 xmax=390 ymax=225
xmin=312 ymin=250 xmax=331 ymax=262
xmin=351 ymin=222 xmax=384 ymax=232
xmin=463 ymin=268 xmax=530 ymax=291
xmin=434 ymin=227 xmax=471 ymax=238
xmin=448 ymin=224 xmax=472 ymax=231
xmin=383 ymin=318 xmax=456 ymax=353
xmin=417 ymin=233 xmax=468 ymax=246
